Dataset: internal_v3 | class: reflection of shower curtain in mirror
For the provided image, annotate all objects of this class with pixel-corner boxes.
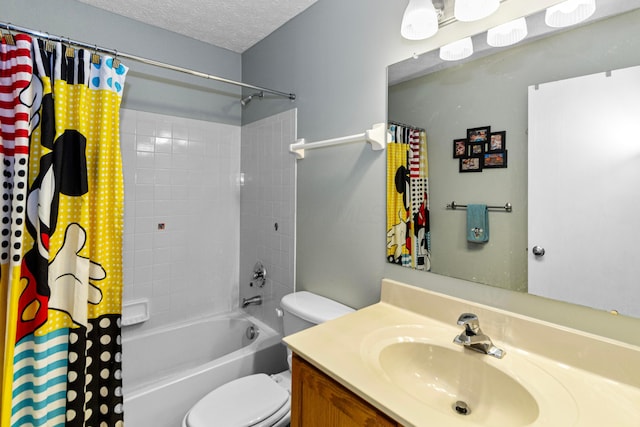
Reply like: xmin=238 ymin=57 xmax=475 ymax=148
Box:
xmin=386 ymin=123 xmax=430 ymax=271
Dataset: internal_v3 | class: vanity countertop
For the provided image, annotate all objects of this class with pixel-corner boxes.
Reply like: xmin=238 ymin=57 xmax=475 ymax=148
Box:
xmin=283 ymin=279 xmax=640 ymax=426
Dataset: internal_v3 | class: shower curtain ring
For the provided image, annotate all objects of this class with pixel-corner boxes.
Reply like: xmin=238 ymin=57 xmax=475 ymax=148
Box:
xmin=44 ymin=33 xmax=56 ymax=52
xmin=65 ymin=37 xmax=75 ymax=58
xmin=2 ymin=23 xmax=16 ymax=46
xmin=91 ymin=44 xmax=101 ymax=65
xmin=113 ymin=49 xmax=121 ymax=69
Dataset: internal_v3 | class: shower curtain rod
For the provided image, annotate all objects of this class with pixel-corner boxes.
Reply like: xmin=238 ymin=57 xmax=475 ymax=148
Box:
xmin=0 ymin=21 xmax=296 ymax=101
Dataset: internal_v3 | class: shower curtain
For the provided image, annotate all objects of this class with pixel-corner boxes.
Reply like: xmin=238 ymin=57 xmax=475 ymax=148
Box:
xmin=1 ymin=34 xmax=127 ymax=426
xmin=386 ymin=123 xmax=430 ymax=271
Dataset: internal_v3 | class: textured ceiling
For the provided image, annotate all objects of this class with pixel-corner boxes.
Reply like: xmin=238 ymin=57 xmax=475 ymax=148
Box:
xmin=76 ymin=0 xmax=318 ymax=53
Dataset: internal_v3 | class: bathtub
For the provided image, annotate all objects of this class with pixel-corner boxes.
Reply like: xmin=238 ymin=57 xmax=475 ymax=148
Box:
xmin=122 ymin=311 xmax=287 ymax=427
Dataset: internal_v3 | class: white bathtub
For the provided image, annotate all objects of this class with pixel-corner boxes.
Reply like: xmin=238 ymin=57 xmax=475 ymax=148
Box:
xmin=122 ymin=311 xmax=287 ymax=427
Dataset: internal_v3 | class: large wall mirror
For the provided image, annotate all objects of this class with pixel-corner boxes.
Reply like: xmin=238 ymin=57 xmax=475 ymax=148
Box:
xmin=387 ymin=0 xmax=640 ymax=317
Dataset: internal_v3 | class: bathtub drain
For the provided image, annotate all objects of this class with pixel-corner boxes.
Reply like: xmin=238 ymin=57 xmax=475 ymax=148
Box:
xmin=246 ymin=325 xmax=259 ymax=340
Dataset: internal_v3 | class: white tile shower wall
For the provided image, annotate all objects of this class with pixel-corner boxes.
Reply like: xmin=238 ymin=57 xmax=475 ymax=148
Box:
xmin=120 ymin=109 xmax=241 ymax=332
xmin=240 ymin=109 xmax=297 ymax=333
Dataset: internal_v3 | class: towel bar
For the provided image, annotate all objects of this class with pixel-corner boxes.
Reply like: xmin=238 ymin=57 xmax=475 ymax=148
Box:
xmin=289 ymin=123 xmax=387 ymax=159
xmin=446 ymin=201 xmax=512 ymax=212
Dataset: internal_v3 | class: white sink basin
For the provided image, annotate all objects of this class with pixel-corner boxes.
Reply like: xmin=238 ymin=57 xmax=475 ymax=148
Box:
xmin=361 ymin=325 xmax=578 ymax=426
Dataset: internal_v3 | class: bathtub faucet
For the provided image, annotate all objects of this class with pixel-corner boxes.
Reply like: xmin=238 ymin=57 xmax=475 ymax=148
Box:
xmin=242 ymin=295 xmax=262 ymax=308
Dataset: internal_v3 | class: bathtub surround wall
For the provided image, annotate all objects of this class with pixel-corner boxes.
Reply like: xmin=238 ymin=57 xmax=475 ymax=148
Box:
xmin=120 ymin=109 xmax=242 ymax=332
xmin=240 ymin=109 xmax=297 ymax=333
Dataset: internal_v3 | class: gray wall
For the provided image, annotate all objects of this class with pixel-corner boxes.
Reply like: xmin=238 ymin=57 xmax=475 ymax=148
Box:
xmin=242 ymin=0 xmax=640 ymax=345
xmin=242 ymin=0 xmax=400 ymax=308
xmin=3 ymin=0 xmax=242 ymax=124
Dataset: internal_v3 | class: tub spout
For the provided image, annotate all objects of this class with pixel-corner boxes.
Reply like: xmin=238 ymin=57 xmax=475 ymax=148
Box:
xmin=242 ymin=295 xmax=262 ymax=308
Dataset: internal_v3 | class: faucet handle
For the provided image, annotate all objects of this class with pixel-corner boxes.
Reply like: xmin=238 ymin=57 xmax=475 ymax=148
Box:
xmin=457 ymin=313 xmax=480 ymax=335
xmin=249 ymin=261 xmax=267 ymax=287
xmin=252 ymin=261 xmax=266 ymax=279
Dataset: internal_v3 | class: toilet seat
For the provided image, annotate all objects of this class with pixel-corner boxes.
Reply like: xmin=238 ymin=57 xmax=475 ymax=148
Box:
xmin=184 ymin=374 xmax=290 ymax=427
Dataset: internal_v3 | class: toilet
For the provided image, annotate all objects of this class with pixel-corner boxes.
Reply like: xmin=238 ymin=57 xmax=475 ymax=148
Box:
xmin=182 ymin=291 xmax=354 ymax=427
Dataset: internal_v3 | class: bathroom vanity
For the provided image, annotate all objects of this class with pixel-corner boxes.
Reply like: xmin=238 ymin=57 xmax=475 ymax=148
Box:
xmin=284 ymin=279 xmax=640 ymax=426
xmin=291 ymin=355 xmax=398 ymax=426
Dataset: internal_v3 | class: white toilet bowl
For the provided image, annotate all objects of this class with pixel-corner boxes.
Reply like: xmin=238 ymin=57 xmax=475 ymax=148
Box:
xmin=182 ymin=371 xmax=291 ymax=427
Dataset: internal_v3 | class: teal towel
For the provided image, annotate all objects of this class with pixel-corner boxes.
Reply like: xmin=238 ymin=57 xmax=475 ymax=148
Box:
xmin=467 ymin=204 xmax=489 ymax=243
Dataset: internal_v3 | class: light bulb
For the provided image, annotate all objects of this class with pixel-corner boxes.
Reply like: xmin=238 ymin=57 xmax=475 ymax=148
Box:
xmin=440 ymin=37 xmax=473 ymax=61
xmin=454 ymin=0 xmax=500 ymax=22
xmin=545 ymin=0 xmax=596 ymax=28
xmin=401 ymin=0 xmax=439 ymax=40
xmin=487 ymin=17 xmax=528 ymax=47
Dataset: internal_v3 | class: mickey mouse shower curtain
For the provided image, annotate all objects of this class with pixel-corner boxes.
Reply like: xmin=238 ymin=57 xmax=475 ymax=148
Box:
xmin=1 ymin=34 xmax=127 ymax=426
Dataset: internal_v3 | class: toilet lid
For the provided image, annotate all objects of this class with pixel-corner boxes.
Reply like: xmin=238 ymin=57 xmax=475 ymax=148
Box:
xmin=186 ymin=374 xmax=289 ymax=427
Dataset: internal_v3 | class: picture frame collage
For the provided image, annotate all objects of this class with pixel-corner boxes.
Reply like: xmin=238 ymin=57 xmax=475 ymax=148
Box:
xmin=453 ymin=126 xmax=508 ymax=173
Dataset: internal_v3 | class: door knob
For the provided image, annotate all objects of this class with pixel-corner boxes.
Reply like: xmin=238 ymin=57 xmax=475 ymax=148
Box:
xmin=532 ymin=246 xmax=545 ymax=257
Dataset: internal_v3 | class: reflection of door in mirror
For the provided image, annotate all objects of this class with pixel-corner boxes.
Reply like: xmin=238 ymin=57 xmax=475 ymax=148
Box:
xmin=528 ymin=65 xmax=640 ymax=318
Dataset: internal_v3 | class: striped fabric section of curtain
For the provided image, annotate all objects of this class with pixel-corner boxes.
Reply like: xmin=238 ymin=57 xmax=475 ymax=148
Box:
xmin=1 ymin=32 xmax=36 ymax=427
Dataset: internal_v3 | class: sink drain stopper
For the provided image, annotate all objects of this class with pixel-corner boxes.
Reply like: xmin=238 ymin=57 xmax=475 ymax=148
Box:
xmin=453 ymin=401 xmax=471 ymax=416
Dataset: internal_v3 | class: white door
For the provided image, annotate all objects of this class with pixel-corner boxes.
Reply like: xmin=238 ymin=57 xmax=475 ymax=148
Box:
xmin=528 ymin=65 xmax=640 ymax=317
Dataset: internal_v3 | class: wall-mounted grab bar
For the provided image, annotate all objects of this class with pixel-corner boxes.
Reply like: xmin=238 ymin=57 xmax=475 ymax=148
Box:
xmin=289 ymin=123 xmax=387 ymax=159
xmin=446 ymin=201 xmax=512 ymax=212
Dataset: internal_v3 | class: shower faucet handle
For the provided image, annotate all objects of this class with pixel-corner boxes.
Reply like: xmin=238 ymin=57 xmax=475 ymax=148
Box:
xmin=252 ymin=261 xmax=266 ymax=279
xmin=249 ymin=261 xmax=266 ymax=287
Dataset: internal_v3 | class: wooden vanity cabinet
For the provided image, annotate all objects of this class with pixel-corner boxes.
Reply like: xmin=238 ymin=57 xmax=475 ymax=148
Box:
xmin=291 ymin=354 xmax=400 ymax=427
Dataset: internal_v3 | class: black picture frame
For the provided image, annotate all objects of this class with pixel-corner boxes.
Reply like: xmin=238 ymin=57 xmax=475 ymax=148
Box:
xmin=488 ymin=131 xmax=506 ymax=152
xmin=483 ymin=150 xmax=508 ymax=168
xmin=459 ymin=156 xmax=483 ymax=173
xmin=467 ymin=126 xmax=491 ymax=144
xmin=467 ymin=142 xmax=485 ymax=157
xmin=453 ymin=138 xmax=467 ymax=158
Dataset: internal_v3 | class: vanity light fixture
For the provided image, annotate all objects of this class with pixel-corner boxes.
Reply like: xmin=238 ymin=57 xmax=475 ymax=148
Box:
xmin=487 ymin=17 xmax=528 ymax=47
xmin=439 ymin=37 xmax=473 ymax=61
xmin=401 ymin=0 xmax=439 ymax=40
xmin=545 ymin=0 xmax=596 ymax=28
xmin=454 ymin=0 xmax=500 ymax=22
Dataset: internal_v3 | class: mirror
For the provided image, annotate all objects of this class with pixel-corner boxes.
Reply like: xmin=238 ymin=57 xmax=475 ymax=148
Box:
xmin=387 ymin=1 xmax=640 ymax=316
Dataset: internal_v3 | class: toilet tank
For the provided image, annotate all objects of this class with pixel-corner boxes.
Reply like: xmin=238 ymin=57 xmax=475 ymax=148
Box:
xmin=280 ymin=291 xmax=354 ymax=336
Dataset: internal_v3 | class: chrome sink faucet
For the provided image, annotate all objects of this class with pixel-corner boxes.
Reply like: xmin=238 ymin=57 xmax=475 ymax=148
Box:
xmin=453 ymin=313 xmax=505 ymax=359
